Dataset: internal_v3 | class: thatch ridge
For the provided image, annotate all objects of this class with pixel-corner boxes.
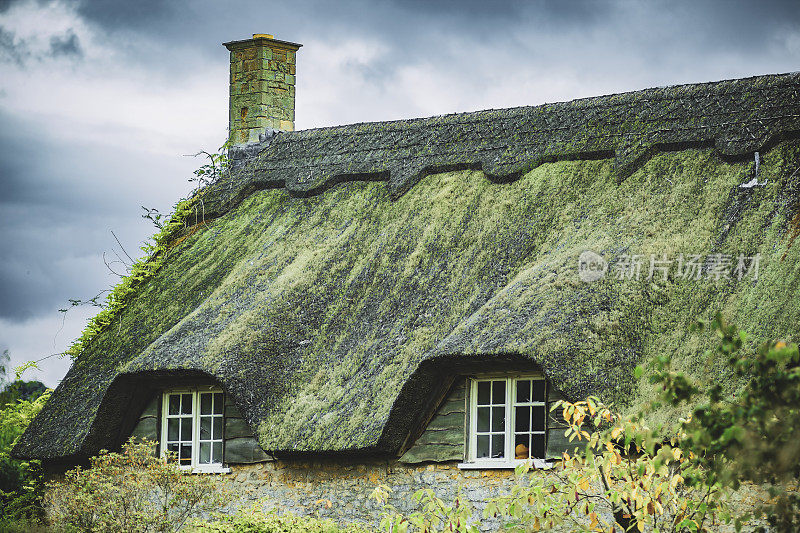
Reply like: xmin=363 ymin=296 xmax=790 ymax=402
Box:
xmin=203 ymin=71 xmax=800 ymax=216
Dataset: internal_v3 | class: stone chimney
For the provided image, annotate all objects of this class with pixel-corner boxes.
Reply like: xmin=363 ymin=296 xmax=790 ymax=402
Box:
xmin=224 ymin=34 xmax=302 ymax=144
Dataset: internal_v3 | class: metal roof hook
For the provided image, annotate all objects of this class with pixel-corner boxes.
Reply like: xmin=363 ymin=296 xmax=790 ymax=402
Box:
xmin=739 ymin=151 xmax=767 ymax=189
xmin=755 ymin=151 xmax=760 ymax=181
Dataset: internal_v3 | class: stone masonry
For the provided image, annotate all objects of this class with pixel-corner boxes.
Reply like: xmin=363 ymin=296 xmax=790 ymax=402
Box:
xmin=224 ymin=34 xmax=301 ymax=144
xmin=222 ymin=458 xmax=521 ymax=531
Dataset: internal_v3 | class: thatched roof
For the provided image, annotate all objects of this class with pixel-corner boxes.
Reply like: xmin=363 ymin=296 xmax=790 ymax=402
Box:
xmin=14 ymin=72 xmax=800 ymax=460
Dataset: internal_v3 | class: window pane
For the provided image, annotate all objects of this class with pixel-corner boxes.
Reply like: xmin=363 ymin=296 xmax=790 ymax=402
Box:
xmin=213 ymin=417 xmax=223 ymax=440
xmin=491 ymin=435 xmax=505 ymax=458
xmin=516 ymin=380 xmax=530 ymax=403
xmin=167 ymin=418 xmax=179 ymax=441
xmin=169 ymin=395 xmax=180 ymax=415
xmin=213 ymin=442 xmax=222 ymax=463
xmin=181 ymin=394 xmax=193 ymax=415
xmin=166 ymin=443 xmax=178 ymax=459
xmin=213 ymin=393 xmax=224 ymax=414
xmin=181 ymin=417 xmax=192 ymax=441
xmin=515 ymin=406 xmax=530 ymax=432
xmin=200 ymin=417 xmax=211 ymax=440
xmin=491 ymin=406 xmax=505 ymax=432
xmin=532 ymin=406 xmax=545 ymax=430
xmin=477 ymin=382 xmax=490 ymax=405
xmin=533 ymin=380 xmax=546 ymax=402
xmin=477 ymin=435 xmax=489 ymax=458
xmin=200 ymin=393 xmax=212 ymax=415
xmin=180 ymin=444 xmax=192 ymax=465
xmin=477 ymin=407 xmax=490 ymax=432
xmin=515 ymin=434 xmax=530 ymax=459
xmin=492 ymin=380 xmax=505 ymax=404
xmin=531 ymin=434 xmax=545 ymax=459
xmin=199 ymin=442 xmax=211 ymax=464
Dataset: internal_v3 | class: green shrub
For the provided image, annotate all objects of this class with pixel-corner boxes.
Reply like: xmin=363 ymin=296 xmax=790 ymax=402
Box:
xmin=371 ymin=487 xmax=478 ymax=533
xmin=0 ymin=387 xmax=51 ymax=524
xmin=189 ymin=505 xmax=371 ymax=533
xmin=45 ymin=439 xmax=231 ymax=532
xmin=651 ymin=313 xmax=800 ymax=531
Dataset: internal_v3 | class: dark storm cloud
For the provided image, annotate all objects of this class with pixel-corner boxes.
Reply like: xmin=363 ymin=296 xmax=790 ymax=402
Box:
xmin=56 ymin=0 xmax=800 ymax=93
xmin=49 ymin=29 xmax=82 ymax=58
xmin=0 ymin=111 xmax=192 ymax=322
xmin=75 ymin=0 xmax=178 ymax=30
xmin=0 ymin=113 xmax=104 ymax=209
xmin=0 ymin=27 xmax=28 ymax=65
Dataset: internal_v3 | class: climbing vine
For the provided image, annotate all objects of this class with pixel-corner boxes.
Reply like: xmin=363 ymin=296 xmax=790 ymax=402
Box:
xmin=64 ymin=143 xmax=230 ymax=359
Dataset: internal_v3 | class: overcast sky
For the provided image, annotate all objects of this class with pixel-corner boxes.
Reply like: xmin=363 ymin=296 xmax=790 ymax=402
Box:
xmin=1 ymin=0 xmax=799 ymax=388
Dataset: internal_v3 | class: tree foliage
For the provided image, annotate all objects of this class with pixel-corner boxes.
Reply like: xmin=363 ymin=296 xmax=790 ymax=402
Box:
xmin=487 ymin=398 xmax=734 ymax=532
xmin=0 ymin=383 xmax=50 ymax=523
xmin=650 ymin=313 xmax=800 ymax=531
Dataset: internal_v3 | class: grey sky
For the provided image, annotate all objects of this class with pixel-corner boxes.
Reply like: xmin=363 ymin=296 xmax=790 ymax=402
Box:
xmin=1 ymin=0 xmax=798 ymax=387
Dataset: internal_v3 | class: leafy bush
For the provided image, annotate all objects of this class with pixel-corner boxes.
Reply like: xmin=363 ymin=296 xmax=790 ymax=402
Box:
xmin=45 ymin=439 xmax=231 ymax=532
xmin=490 ymin=397 xmax=735 ymax=532
xmin=189 ymin=505 xmax=371 ymax=533
xmin=372 ymin=487 xmax=477 ymax=533
xmin=0 ymin=386 xmax=51 ymax=524
xmin=651 ymin=313 xmax=800 ymax=531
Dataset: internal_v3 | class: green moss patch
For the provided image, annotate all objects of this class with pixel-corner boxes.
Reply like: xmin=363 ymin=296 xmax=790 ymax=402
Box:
xmin=15 ymin=139 xmax=800 ymax=459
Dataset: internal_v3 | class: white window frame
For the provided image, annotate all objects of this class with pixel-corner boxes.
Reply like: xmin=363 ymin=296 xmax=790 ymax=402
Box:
xmin=458 ymin=374 xmax=551 ymax=470
xmin=160 ymin=386 xmax=230 ymax=474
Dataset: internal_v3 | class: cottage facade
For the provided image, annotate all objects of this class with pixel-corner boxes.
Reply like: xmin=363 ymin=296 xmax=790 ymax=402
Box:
xmin=14 ymin=35 xmax=800 ymax=526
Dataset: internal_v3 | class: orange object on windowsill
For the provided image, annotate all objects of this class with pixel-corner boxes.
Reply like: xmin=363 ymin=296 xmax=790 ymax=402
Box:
xmin=515 ymin=443 xmax=529 ymax=459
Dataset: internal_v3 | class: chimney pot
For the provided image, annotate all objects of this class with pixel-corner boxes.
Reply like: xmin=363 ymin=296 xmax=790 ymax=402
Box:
xmin=224 ymin=34 xmax=302 ymax=144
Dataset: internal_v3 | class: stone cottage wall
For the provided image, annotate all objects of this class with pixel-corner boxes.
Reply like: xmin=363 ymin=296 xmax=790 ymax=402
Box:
xmin=222 ymin=458 xmax=522 ymax=531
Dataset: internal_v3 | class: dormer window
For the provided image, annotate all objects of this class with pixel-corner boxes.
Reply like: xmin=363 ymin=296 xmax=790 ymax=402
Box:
xmin=460 ymin=374 xmax=549 ymax=469
xmin=160 ymin=387 xmax=227 ymax=472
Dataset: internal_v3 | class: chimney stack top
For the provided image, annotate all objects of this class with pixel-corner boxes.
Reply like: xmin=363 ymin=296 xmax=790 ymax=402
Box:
xmin=225 ymin=33 xmax=302 ymax=143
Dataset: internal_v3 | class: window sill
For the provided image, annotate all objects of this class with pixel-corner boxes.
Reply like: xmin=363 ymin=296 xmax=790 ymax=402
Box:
xmin=180 ymin=466 xmax=231 ymax=474
xmin=457 ymin=459 xmax=552 ymax=470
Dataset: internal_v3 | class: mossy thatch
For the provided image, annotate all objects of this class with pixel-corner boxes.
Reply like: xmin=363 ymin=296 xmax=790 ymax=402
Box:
xmin=13 ymin=73 xmax=800 ymax=460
